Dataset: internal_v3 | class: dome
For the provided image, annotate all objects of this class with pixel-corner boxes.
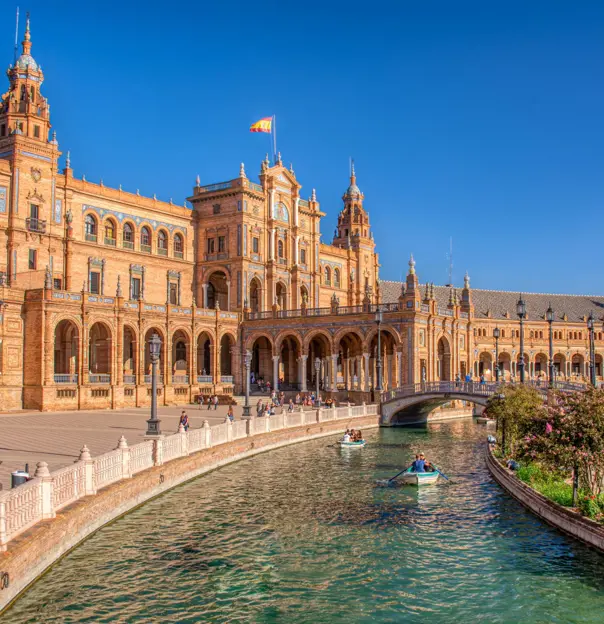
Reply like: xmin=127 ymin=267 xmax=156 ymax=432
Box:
xmin=345 ymin=183 xmax=362 ymax=198
xmin=16 ymin=54 xmax=38 ymax=71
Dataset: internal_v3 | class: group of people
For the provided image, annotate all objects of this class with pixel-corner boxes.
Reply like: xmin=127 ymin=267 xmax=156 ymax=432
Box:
xmin=411 ymin=452 xmax=435 ymax=473
xmin=197 ymin=394 xmax=220 ymax=410
xmin=342 ymin=428 xmax=363 ymax=442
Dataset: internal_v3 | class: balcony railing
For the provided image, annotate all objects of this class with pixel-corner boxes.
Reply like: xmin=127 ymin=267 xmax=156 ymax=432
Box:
xmin=122 ymin=239 xmax=134 ymax=250
xmin=173 ymin=375 xmax=189 ymax=385
xmin=140 ymin=244 xmax=151 ymax=254
xmin=278 ymin=258 xmax=287 ymax=265
xmin=104 ymin=237 xmax=117 ymax=247
xmin=54 ymin=374 xmax=78 ymax=384
xmin=174 ymin=250 xmax=184 ymax=259
xmin=26 ymin=217 xmax=47 ymax=234
xmin=158 ymin=247 xmax=168 ymax=256
xmin=85 ymin=233 xmax=97 ymax=243
xmin=89 ymin=374 xmax=111 ymax=384
xmin=220 ymin=375 xmax=234 ymax=384
xmin=144 ymin=374 xmax=164 ymax=384
xmin=123 ymin=374 xmax=136 ymax=385
xmin=197 ymin=375 xmax=213 ymax=384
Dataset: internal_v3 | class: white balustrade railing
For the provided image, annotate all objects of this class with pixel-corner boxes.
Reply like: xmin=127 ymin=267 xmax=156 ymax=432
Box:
xmin=0 ymin=404 xmax=378 ymax=550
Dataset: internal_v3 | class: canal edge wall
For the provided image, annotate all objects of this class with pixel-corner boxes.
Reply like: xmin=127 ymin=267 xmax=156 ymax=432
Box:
xmin=0 ymin=414 xmax=379 ymax=612
xmin=485 ymin=444 xmax=604 ymax=554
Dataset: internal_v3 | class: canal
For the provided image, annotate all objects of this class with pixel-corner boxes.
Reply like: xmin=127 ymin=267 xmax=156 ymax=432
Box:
xmin=4 ymin=420 xmax=604 ymax=622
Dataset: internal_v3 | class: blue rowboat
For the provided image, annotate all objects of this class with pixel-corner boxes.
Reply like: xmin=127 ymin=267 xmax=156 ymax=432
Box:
xmin=338 ymin=439 xmax=366 ymax=448
xmin=399 ymin=467 xmax=439 ymax=486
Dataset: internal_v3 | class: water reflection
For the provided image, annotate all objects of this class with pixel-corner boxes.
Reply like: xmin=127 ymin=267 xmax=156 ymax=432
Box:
xmin=4 ymin=422 xmax=604 ymax=624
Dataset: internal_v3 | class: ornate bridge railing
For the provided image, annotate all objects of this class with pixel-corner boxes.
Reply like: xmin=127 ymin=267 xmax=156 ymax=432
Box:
xmin=380 ymin=380 xmax=588 ymax=404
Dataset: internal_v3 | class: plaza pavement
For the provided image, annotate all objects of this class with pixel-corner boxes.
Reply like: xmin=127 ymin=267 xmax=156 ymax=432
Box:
xmin=0 ymin=402 xmax=285 ymax=490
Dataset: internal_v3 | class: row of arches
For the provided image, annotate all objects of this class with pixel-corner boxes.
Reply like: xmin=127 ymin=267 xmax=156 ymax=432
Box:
xmin=54 ymin=320 xmax=235 ymax=384
xmin=84 ymin=213 xmax=185 ymax=258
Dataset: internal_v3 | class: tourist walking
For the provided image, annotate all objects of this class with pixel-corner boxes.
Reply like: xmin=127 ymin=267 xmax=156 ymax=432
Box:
xmin=208 ymin=394 xmax=213 ymax=410
xmin=227 ymin=405 xmax=234 ymax=422
xmin=198 ymin=394 xmax=204 ymax=409
xmin=213 ymin=394 xmax=219 ymax=410
xmin=256 ymin=399 xmax=263 ymax=416
xmin=179 ymin=410 xmax=189 ymax=431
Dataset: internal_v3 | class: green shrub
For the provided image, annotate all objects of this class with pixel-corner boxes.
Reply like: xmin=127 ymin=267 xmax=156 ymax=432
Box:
xmin=537 ymin=481 xmax=574 ymax=507
xmin=578 ymin=495 xmax=601 ymax=519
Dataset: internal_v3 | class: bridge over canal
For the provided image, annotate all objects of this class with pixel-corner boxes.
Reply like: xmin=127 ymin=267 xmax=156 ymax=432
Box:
xmin=379 ymin=380 xmax=585 ymax=426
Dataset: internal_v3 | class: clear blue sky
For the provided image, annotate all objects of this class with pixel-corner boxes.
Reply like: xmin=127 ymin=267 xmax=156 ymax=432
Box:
xmin=3 ymin=1 xmax=604 ymax=294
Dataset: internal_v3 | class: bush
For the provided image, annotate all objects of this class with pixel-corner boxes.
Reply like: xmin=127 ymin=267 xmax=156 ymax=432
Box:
xmin=578 ymin=495 xmax=602 ymax=520
xmin=516 ymin=462 xmax=574 ymax=507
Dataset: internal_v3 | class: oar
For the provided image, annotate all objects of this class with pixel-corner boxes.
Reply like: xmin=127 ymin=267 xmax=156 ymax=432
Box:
xmin=389 ymin=465 xmax=412 ymax=482
xmin=434 ymin=466 xmax=450 ymax=481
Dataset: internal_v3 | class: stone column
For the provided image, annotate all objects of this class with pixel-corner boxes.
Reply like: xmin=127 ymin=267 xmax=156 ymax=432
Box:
xmin=397 ymin=351 xmax=403 ymax=388
xmin=322 ymin=357 xmax=328 ymax=389
xmin=294 ymin=235 xmax=299 ymax=264
xmin=330 ymin=354 xmax=338 ymax=391
xmin=271 ymin=228 xmax=276 ymax=261
xmin=226 ymin=280 xmax=231 ymax=311
xmin=356 ymin=355 xmax=363 ymax=390
xmin=300 ymin=354 xmax=308 ymax=391
xmin=272 ymin=354 xmax=280 ymax=391
xmin=363 ymin=353 xmax=370 ymax=391
xmin=202 ymin=284 xmax=208 ymax=308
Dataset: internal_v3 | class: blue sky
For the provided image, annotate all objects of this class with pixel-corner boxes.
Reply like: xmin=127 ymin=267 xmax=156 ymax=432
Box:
xmin=3 ymin=1 xmax=604 ymax=294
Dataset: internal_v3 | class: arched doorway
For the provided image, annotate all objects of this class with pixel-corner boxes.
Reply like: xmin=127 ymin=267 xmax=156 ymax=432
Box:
xmin=144 ymin=328 xmax=164 ymax=383
xmin=197 ymin=331 xmax=212 ymax=381
xmin=572 ymin=353 xmax=585 ymax=378
xmin=306 ymin=332 xmax=332 ymax=391
xmin=499 ymin=352 xmax=511 ymax=381
xmin=279 ymin=335 xmax=301 ymax=388
xmin=249 ymin=278 xmax=261 ymax=313
xmin=300 ymin=285 xmax=309 ymax=307
xmin=207 ymin=271 xmax=228 ymax=310
xmin=172 ymin=330 xmax=189 ymax=383
xmin=123 ymin=326 xmax=137 ymax=383
xmin=276 ymin=282 xmax=287 ymax=310
xmin=438 ymin=337 xmax=452 ymax=381
xmin=54 ymin=320 xmax=79 ymax=383
xmin=220 ymin=334 xmax=235 ymax=381
xmin=369 ymin=328 xmax=398 ymax=390
xmin=251 ymin=335 xmax=273 ymax=385
xmin=554 ymin=353 xmax=566 ymax=379
xmin=89 ymin=322 xmax=112 ymax=383
xmin=336 ymin=332 xmax=364 ymax=390
xmin=534 ymin=353 xmax=548 ymax=381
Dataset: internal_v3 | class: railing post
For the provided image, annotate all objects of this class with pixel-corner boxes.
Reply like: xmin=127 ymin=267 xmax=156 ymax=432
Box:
xmin=117 ymin=435 xmax=132 ymax=479
xmin=178 ymin=424 xmax=189 ymax=456
xmin=246 ymin=416 xmax=255 ymax=437
xmin=34 ymin=462 xmax=56 ymax=520
xmin=203 ymin=420 xmax=211 ymax=447
xmin=79 ymin=445 xmax=97 ymax=496
xmin=316 ymin=408 xmax=322 ymax=423
xmin=153 ymin=437 xmax=164 ymax=467
xmin=362 ymin=401 xmax=367 ymax=416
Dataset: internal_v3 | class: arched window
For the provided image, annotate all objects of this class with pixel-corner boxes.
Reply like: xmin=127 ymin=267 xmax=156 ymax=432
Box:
xmin=324 ymin=266 xmax=331 ymax=286
xmin=158 ymin=230 xmax=168 ymax=255
xmin=334 ymin=268 xmax=340 ymax=288
xmin=85 ymin=214 xmax=97 ymax=242
xmin=104 ymin=220 xmax=116 ymax=246
xmin=501 ymin=329 xmax=506 ymax=338
xmin=173 ymin=233 xmax=184 ymax=258
xmin=175 ymin=341 xmax=186 ymax=362
xmin=141 ymin=226 xmax=151 ymax=252
xmin=123 ymin=222 xmax=134 ymax=249
xmin=278 ymin=240 xmax=284 ymax=258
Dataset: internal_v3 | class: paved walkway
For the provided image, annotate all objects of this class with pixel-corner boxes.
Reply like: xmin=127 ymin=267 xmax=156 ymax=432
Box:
xmin=0 ymin=403 xmax=280 ymax=490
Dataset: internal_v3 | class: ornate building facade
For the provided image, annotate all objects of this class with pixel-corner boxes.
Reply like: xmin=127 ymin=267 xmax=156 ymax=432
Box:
xmin=1 ymin=19 xmax=603 ymax=411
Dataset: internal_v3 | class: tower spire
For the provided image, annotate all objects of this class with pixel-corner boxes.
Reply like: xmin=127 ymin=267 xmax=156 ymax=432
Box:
xmin=22 ymin=11 xmax=32 ymax=55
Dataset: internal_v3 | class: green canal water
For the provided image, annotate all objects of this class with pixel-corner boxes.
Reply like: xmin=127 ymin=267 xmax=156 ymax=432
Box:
xmin=4 ymin=421 xmax=604 ymax=623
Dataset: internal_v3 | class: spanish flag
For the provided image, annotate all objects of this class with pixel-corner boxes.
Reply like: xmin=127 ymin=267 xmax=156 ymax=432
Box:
xmin=250 ymin=117 xmax=272 ymax=133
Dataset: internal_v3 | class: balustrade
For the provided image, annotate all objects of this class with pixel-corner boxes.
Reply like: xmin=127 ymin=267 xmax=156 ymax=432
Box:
xmin=54 ymin=374 xmax=78 ymax=384
xmin=89 ymin=374 xmax=111 ymax=385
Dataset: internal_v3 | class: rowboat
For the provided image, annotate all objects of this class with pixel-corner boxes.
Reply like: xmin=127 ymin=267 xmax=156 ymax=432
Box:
xmin=476 ymin=417 xmax=495 ymax=425
xmin=398 ymin=467 xmax=440 ymax=486
xmin=338 ymin=439 xmax=366 ymax=448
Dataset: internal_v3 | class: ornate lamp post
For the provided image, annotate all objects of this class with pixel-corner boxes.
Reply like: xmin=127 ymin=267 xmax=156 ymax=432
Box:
xmin=587 ymin=311 xmax=596 ymax=386
xmin=493 ymin=327 xmax=500 ymax=383
xmin=516 ymin=295 xmax=526 ymax=383
xmin=145 ymin=333 xmax=162 ymax=436
xmin=314 ymin=357 xmax=321 ymax=407
xmin=242 ymin=350 xmax=252 ymax=419
xmin=375 ymin=306 xmax=383 ymax=392
xmin=546 ymin=304 xmax=555 ymax=389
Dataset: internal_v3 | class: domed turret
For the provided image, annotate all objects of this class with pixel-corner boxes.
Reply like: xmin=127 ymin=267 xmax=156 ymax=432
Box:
xmin=333 ymin=161 xmax=372 ymax=248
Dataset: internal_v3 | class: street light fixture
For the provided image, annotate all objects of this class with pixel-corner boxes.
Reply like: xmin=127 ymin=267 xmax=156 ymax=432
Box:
xmin=493 ymin=327 xmax=500 ymax=383
xmin=587 ymin=311 xmax=596 ymax=386
xmin=242 ymin=350 xmax=252 ymax=419
xmin=516 ymin=295 xmax=526 ymax=383
xmin=375 ymin=306 xmax=383 ymax=392
xmin=145 ymin=333 xmax=162 ymax=436
xmin=546 ymin=304 xmax=555 ymax=389
xmin=314 ymin=357 xmax=321 ymax=407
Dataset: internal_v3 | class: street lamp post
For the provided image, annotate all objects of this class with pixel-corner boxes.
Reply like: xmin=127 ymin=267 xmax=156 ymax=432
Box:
xmin=493 ymin=327 xmax=500 ymax=383
xmin=546 ymin=304 xmax=555 ymax=389
xmin=145 ymin=333 xmax=162 ymax=436
xmin=587 ymin=311 xmax=596 ymax=387
xmin=375 ymin=306 xmax=383 ymax=392
xmin=314 ymin=357 xmax=321 ymax=407
xmin=517 ymin=295 xmax=526 ymax=383
xmin=242 ymin=350 xmax=252 ymax=419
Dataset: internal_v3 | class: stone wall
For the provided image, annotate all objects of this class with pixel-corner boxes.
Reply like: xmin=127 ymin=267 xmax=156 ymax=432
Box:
xmin=0 ymin=407 xmax=378 ymax=613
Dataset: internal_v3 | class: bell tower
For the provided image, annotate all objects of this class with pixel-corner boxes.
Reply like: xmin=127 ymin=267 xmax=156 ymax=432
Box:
xmin=0 ymin=14 xmax=51 ymax=143
xmin=333 ymin=162 xmax=373 ymax=247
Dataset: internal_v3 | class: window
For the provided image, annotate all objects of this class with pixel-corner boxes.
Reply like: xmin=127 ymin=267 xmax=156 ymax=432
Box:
xmin=207 ymin=238 xmax=215 ymax=254
xmin=174 ymin=233 xmax=183 ymax=258
xmin=30 ymin=203 xmax=39 ymax=219
xmin=33 ymin=125 xmax=40 ymax=139
xmin=53 ymin=278 xmax=62 ymax=290
xmin=169 ymin=283 xmax=178 ymax=305
xmin=131 ymin=277 xmax=141 ymax=300
xmin=300 ymin=248 xmax=306 ymax=265
xmin=158 ymin=230 xmax=168 ymax=255
xmin=218 ymin=236 xmax=226 ymax=253
xmin=85 ymin=214 xmax=97 ymax=241
xmin=334 ymin=268 xmax=340 ymax=288
xmin=213 ymin=204 xmax=221 ymax=214
xmin=252 ymin=237 xmax=259 ymax=254
xmin=28 ymin=249 xmax=37 ymax=270
xmin=90 ymin=271 xmax=100 ymax=294
xmin=175 ymin=341 xmax=186 ymax=361
xmin=324 ymin=266 xmax=331 ymax=286
xmin=278 ymin=240 xmax=284 ymax=258
xmin=140 ymin=226 xmax=151 ymax=252
xmin=123 ymin=222 xmax=134 ymax=249
xmin=104 ymin=220 xmax=116 ymax=245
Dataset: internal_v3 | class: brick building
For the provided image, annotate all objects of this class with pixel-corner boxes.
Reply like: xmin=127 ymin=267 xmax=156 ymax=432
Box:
xmin=0 ymin=19 xmax=603 ymax=411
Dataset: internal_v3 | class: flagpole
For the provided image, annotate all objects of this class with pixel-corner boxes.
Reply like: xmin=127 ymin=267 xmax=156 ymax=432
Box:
xmin=273 ymin=115 xmax=277 ymax=163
